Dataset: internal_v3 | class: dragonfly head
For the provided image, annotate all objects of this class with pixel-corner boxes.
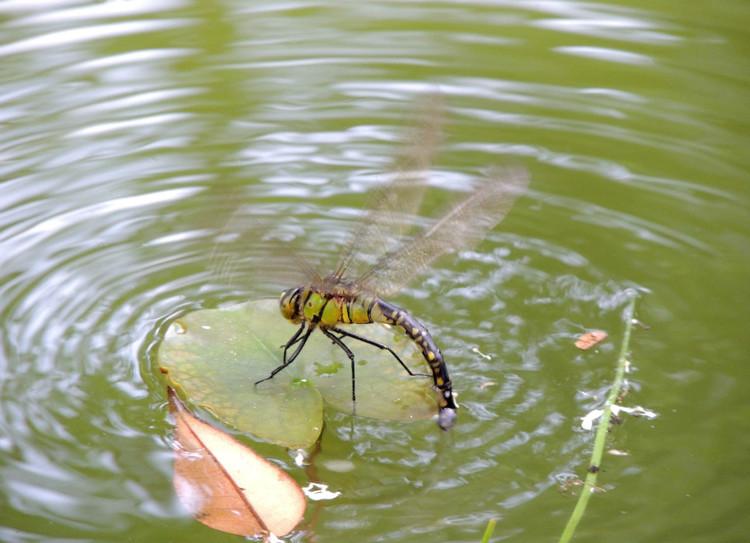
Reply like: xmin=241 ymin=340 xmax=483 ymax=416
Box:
xmin=279 ymin=286 xmax=303 ymax=322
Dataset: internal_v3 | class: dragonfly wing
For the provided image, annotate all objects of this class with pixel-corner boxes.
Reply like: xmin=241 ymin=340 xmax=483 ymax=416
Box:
xmin=357 ymin=167 xmax=529 ymax=297
xmin=333 ymin=97 xmax=443 ymax=282
xmin=210 ymin=205 xmax=320 ymax=295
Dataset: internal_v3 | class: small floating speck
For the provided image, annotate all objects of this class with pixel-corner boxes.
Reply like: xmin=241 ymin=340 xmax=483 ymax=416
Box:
xmin=201 ymin=325 xmax=211 ymax=330
xmin=291 ymin=449 xmax=308 ymax=467
xmin=471 ymin=347 xmax=493 ymax=360
xmin=170 ymin=321 xmax=186 ymax=335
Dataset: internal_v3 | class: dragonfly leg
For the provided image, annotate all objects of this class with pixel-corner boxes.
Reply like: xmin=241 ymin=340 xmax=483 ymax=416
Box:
xmin=256 ymin=322 xmax=315 ymax=385
xmin=321 ymin=328 xmax=357 ymax=403
xmin=330 ymin=326 xmax=430 ymax=379
xmin=281 ymin=322 xmax=307 ymax=361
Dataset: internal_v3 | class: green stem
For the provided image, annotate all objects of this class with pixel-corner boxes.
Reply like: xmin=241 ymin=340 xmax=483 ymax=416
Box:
xmin=480 ymin=518 xmax=496 ymax=543
xmin=558 ymin=295 xmax=637 ymax=543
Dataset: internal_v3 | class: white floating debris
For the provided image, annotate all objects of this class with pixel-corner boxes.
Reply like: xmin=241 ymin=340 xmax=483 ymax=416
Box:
xmin=581 ymin=404 xmax=658 ymax=430
xmin=471 ymin=347 xmax=493 ymax=360
xmin=613 ymin=405 xmax=658 ymax=419
xmin=303 ymin=482 xmax=341 ymax=501
xmin=581 ymin=408 xmax=604 ymax=430
xmin=291 ymin=449 xmax=308 ymax=467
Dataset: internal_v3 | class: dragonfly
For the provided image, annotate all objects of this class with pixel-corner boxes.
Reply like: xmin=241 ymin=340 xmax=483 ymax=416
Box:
xmin=253 ymin=103 xmax=528 ymax=430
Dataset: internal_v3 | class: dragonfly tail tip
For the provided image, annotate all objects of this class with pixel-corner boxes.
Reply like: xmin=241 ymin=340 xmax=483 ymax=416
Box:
xmin=437 ymin=407 xmax=457 ymax=430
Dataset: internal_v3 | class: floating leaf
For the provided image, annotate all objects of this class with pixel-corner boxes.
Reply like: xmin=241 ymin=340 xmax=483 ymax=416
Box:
xmin=158 ymin=299 xmax=437 ymax=448
xmin=575 ymin=330 xmax=608 ymax=350
xmin=168 ymin=387 xmax=306 ymax=538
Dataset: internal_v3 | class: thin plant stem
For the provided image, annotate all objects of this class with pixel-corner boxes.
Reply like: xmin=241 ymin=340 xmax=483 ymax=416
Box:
xmin=480 ymin=518 xmax=496 ymax=543
xmin=558 ymin=295 xmax=638 ymax=543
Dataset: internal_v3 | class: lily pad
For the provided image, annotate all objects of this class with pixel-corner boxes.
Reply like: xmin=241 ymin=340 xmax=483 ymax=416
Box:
xmin=158 ymin=299 xmax=437 ymax=448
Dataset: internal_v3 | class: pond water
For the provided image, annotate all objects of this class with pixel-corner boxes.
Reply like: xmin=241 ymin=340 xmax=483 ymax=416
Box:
xmin=1 ymin=1 xmax=748 ymax=542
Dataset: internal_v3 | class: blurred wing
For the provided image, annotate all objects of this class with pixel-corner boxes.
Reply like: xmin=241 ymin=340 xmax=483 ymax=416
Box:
xmin=332 ymin=96 xmax=443 ymax=282
xmin=357 ymin=167 xmax=529 ymax=297
xmin=209 ymin=204 xmax=320 ymax=297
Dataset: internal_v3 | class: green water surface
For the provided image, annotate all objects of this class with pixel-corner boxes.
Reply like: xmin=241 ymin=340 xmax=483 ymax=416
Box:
xmin=0 ymin=1 xmax=748 ymax=542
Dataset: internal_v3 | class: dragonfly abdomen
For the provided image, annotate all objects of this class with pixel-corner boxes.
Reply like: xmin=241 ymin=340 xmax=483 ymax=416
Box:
xmin=370 ymin=299 xmax=458 ymax=424
xmin=338 ymin=294 xmax=376 ymax=325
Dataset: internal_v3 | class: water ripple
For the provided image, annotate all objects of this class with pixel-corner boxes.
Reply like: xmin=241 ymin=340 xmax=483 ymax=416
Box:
xmin=0 ymin=19 xmax=194 ymax=58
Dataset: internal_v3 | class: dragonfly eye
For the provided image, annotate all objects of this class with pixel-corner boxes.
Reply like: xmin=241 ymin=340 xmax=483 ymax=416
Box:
xmin=279 ymin=287 xmax=302 ymax=321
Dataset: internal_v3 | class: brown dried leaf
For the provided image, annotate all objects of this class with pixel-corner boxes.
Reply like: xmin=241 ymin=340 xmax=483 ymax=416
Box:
xmin=168 ymin=387 xmax=306 ymax=538
xmin=575 ymin=330 xmax=608 ymax=350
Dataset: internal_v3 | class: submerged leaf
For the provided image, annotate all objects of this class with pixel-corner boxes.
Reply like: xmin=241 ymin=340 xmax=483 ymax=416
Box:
xmin=168 ymin=387 xmax=306 ymax=538
xmin=157 ymin=299 xmax=437 ymax=448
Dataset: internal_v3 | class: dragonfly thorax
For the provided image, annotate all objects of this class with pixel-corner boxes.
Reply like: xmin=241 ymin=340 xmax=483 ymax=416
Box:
xmin=279 ymin=285 xmax=373 ymax=327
